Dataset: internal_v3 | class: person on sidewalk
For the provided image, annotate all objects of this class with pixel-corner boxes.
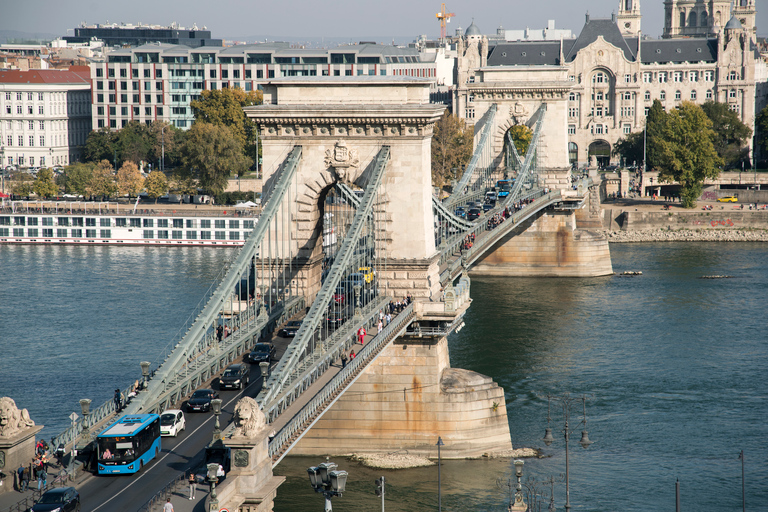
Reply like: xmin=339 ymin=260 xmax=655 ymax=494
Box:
xmin=340 ymin=353 xmax=347 ymax=369
xmin=21 ymin=466 xmax=29 ymax=492
xmin=163 ymin=497 xmax=174 ymax=512
xmin=188 ymin=473 xmax=196 ymax=500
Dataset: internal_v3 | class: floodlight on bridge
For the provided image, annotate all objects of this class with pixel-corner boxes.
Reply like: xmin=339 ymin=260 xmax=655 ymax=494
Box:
xmin=308 ymin=460 xmax=347 ymax=511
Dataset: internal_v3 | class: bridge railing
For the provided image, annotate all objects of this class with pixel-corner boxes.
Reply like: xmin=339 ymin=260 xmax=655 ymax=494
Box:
xmin=267 ymin=302 xmax=416 ymax=466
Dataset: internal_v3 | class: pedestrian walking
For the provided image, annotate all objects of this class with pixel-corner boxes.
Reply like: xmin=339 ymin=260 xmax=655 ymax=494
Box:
xmin=340 ymin=353 xmax=347 ymax=369
xmin=37 ymin=467 xmax=46 ymax=490
xmin=377 ymin=319 xmax=383 ymax=333
xmin=350 ymin=350 xmax=356 ymax=360
xmin=163 ymin=497 xmax=174 ymax=512
xmin=16 ymin=465 xmax=24 ymax=492
xmin=188 ymin=473 xmax=196 ymax=500
xmin=21 ymin=465 xmax=29 ymax=492
xmin=357 ymin=326 xmax=366 ymax=345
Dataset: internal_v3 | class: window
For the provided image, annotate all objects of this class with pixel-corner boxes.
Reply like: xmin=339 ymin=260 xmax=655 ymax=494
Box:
xmin=100 ymin=218 xmax=111 ymax=227
xmin=222 ymin=69 xmax=229 ymax=79
xmin=568 ymin=92 xmax=577 ymax=101
xmin=143 ymin=219 xmax=154 ymax=227
xmin=100 ymin=230 xmax=111 ymax=238
xmin=143 ymin=230 xmax=154 ymax=239
xmin=592 ymin=71 xmax=607 ymax=83
xmin=156 ymin=107 xmax=163 ymax=116
xmin=465 ymin=108 xmax=475 ymax=119
xmin=122 ymin=107 xmax=128 ymax=115
xmin=210 ymin=69 xmax=217 ymax=78
xmin=728 ymin=70 xmax=738 ymax=80
xmin=675 ymin=90 xmax=681 ymax=100
xmin=620 ymin=106 xmax=634 ymax=117
xmin=729 ymin=89 xmax=737 ymax=99
xmin=132 ymin=69 xmax=138 ymax=78
xmin=133 ymin=94 xmax=140 ymax=103
xmin=622 ymin=92 xmax=632 ymax=100
xmin=200 ymin=219 xmax=211 ymax=229
xmin=156 ymin=82 xmax=162 ymax=91
xmin=689 ymin=71 xmax=698 ymax=82
xmin=673 ymin=71 xmax=682 ymax=83
xmin=623 ymin=124 xmax=632 ymax=134
xmin=144 ymin=69 xmax=151 ymax=78
xmin=568 ymin=125 xmax=576 ymax=135
xmin=229 ymin=232 xmax=239 ymax=240
xmin=121 ymin=94 xmax=127 ymax=103
xmin=16 ymin=105 xmax=22 ymax=114
xmin=29 ymin=136 xmax=34 ymax=146
xmin=596 ymin=92 xmax=604 ymax=101
xmin=16 ymin=92 xmax=21 ymax=100
xmin=215 ymin=231 xmax=226 ymax=240
xmin=187 ymin=231 xmax=197 ymax=240
xmin=214 ymin=220 xmax=225 ymax=229
xmin=145 ymin=107 xmax=151 ymax=115
xmin=28 ymin=106 xmax=33 ymax=114
xmin=592 ymin=124 xmax=604 ymax=135
xmin=71 ymin=229 xmax=82 ymax=238
xmin=595 ymin=106 xmax=603 ymax=116
xmin=18 ymin=136 xmax=23 ymax=146
xmin=568 ymin=107 xmax=579 ymax=117
xmin=173 ymin=219 xmax=184 ymax=228
xmin=644 ymin=91 xmax=651 ymax=101
xmin=109 ymin=94 xmax=116 ymax=103
xmin=690 ymin=90 xmax=697 ymax=100
xmin=6 ymin=136 xmax=10 ymax=146
xmin=704 ymin=70 xmax=714 ymax=81
xmin=658 ymin=72 xmax=667 ymax=83
xmin=156 ymin=94 xmax=162 ymax=103
xmin=706 ymin=89 xmax=713 ymax=100
xmin=660 ymin=91 xmax=666 ymax=100
xmin=157 ymin=230 xmax=169 ymax=239
xmin=155 ymin=69 xmax=162 ymax=78
xmin=729 ymin=104 xmax=740 ymax=114
xmin=43 ymin=228 xmax=54 ymax=237
xmin=624 ymin=74 xmax=632 ymax=83
xmin=200 ymin=231 xmax=211 ymax=240
xmin=121 ymin=81 xmax=127 ymax=90
xmin=172 ymin=230 xmax=183 ymax=239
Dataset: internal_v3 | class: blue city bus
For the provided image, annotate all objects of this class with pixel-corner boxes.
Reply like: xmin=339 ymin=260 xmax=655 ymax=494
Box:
xmin=496 ymin=180 xmax=512 ymax=198
xmin=96 ymin=414 xmax=161 ymax=475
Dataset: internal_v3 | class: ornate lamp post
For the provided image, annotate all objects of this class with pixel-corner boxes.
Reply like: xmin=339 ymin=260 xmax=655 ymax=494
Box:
xmin=353 ymin=283 xmax=362 ymax=318
xmin=211 ymin=399 xmax=223 ymax=441
xmin=307 ymin=460 xmax=348 ymax=511
xmin=542 ymin=394 xmax=594 ymax=512
xmin=206 ymin=462 xmax=219 ymax=512
xmin=78 ymin=398 xmax=92 ymax=449
xmin=140 ymin=361 xmax=151 ymax=390
xmin=259 ymin=361 xmax=270 ymax=388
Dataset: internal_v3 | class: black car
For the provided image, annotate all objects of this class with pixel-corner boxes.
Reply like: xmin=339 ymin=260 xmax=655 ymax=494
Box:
xmin=31 ymin=487 xmax=80 ymax=512
xmin=220 ymin=363 xmax=250 ymax=390
xmin=467 ymin=207 xmax=482 ymax=221
xmin=278 ymin=320 xmax=302 ymax=337
xmin=187 ymin=389 xmax=219 ymax=412
xmin=482 ymin=203 xmax=494 ymax=213
xmin=326 ymin=309 xmax=346 ymax=329
xmin=245 ymin=343 xmax=276 ymax=364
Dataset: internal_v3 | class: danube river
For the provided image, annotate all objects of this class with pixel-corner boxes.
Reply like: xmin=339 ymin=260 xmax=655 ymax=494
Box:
xmin=1 ymin=243 xmax=766 ymax=511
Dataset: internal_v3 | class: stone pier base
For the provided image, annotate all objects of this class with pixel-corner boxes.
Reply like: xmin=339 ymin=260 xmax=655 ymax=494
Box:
xmin=290 ymin=335 xmax=512 ymax=459
xmin=0 ymin=425 xmax=43 ymax=495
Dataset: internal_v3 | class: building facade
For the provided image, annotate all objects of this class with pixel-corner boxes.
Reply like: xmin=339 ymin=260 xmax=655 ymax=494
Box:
xmin=90 ymin=42 xmax=440 ymax=131
xmin=0 ymin=67 xmax=92 ymax=168
xmin=454 ymin=1 xmax=765 ymax=168
xmin=65 ymin=22 xmax=222 ymax=49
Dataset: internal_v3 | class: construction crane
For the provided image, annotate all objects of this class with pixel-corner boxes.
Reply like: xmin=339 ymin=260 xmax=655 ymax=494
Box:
xmin=436 ymin=3 xmax=455 ymax=41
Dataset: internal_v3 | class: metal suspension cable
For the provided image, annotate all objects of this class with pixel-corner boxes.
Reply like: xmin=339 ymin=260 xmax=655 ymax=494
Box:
xmin=501 ymin=105 xmax=546 ymax=208
xmin=446 ymin=104 xmax=497 ymax=208
xmin=259 ymin=146 xmax=390 ymax=409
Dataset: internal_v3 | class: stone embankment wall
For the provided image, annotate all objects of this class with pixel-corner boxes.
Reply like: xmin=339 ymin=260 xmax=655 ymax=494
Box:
xmin=607 ymin=229 xmax=768 ymax=242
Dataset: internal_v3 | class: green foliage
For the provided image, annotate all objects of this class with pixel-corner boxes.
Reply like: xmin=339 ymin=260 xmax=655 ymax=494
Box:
xmin=191 ymin=88 xmax=263 ymax=166
xmin=654 ymin=102 xmax=723 ymax=208
xmin=214 ymin=191 xmax=255 ymax=205
xmin=169 ymin=167 xmax=198 ymax=195
xmin=645 ymin=99 xmax=667 ymax=171
xmin=83 ymin=128 xmax=119 ymax=164
xmin=87 ymin=160 xmax=118 ymax=198
xmin=431 ymin=111 xmax=473 ymax=188
xmin=700 ymin=101 xmax=752 ymax=170
xmin=612 ymin=131 xmax=645 ymax=166
xmin=117 ymin=121 xmax=154 ymax=165
xmin=32 ymin=168 xmax=58 ymax=198
xmin=508 ymin=124 xmax=533 ymax=157
xmin=144 ymin=170 xmax=169 ymax=202
xmin=757 ymin=105 xmax=768 ymax=162
xmin=83 ymin=121 xmax=184 ymax=170
xmin=9 ymin=171 xmax=34 ymax=197
xmin=181 ymin=122 xmax=252 ymax=195
xmin=62 ymin=162 xmax=95 ymax=196
xmin=116 ymin=161 xmax=144 ymax=197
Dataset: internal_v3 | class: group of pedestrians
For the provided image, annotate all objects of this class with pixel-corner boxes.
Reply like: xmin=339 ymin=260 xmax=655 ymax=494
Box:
xmin=15 ymin=442 xmax=52 ymax=493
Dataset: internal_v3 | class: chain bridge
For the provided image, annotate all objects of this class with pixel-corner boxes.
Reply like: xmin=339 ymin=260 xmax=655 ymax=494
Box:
xmin=46 ymin=77 xmax=613 ymax=512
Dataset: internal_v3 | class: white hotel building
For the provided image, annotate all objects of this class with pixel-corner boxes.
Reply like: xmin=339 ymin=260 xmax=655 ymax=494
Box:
xmin=0 ymin=67 xmax=92 ymax=168
xmin=90 ymin=42 xmax=440 ymax=131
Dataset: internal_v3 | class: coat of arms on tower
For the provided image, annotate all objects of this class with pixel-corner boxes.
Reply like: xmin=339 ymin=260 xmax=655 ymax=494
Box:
xmin=324 ymin=140 xmax=360 ymax=182
xmin=509 ymin=102 xmax=530 ymax=124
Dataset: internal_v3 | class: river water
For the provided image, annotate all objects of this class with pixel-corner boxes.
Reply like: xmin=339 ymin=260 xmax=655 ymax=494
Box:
xmin=1 ymin=243 xmax=766 ymax=511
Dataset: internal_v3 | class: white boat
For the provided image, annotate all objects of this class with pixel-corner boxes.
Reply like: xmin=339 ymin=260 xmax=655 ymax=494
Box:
xmin=0 ymin=201 xmax=258 ymax=247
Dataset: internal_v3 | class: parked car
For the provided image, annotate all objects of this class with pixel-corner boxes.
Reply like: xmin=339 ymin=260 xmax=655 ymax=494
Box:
xmin=187 ymin=389 xmax=219 ymax=412
xmin=278 ymin=320 xmax=302 ymax=337
xmin=717 ymin=196 xmax=738 ymax=202
xmin=31 ymin=487 xmax=80 ymax=512
xmin=160 ymin=409 xmax=186 ymax=437
xmin=220 ymin=363 xmax=250 ymax=390
xmin=245 ymin=343 xmax=276 ymax=364
xmin=467 ymin=207 xmax=482 ymax=221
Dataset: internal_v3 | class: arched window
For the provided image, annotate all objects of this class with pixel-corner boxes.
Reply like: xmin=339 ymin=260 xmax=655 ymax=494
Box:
xmin=701 ymin=11 xmax=708 ymax=26
xmin=688 ymin=11 xmax=697 ymax=27
xmin=592 ymin=71 xmax=607 ymax=84
xmin=728 ymin=70 xmax=739 ymax=80
xmin=680 ymin=11 xmax=686 ymax=28
xmin=569 ymin=92 xmax=577 ymax=101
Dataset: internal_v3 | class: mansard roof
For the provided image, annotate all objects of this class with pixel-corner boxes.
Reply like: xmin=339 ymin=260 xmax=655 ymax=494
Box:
xmin=640 ymin=39 xmax=717 ymax=64
xmin=564 ymin=17 xmax=636 ymax=62
xmin=486 ymin=41 xmax=564 ymax=66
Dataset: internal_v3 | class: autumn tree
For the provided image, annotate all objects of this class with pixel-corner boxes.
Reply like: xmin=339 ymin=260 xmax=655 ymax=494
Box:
xmin=87 ymin=160 xmax=118 ymax=199
xmin=654 ymin=101 xmax=722 ymax=208
xmin=143 ymin=170 xmax=169 ymax=203
xmin=61 ymin=162 xmax=95 ymax=196
xmin=116 ymin=161 xmax=144 ymax=198
xmin=701 ymin=101 xmax=752 ymax=170
xmin=507 ymin=124 xmax=533 ymax=157
xmin=169 ymin=167 xmax=198 ymax=196
xmin=431 ymin=112 xmax=473 ymax=188
xmin=191 ymin=88 xmax=263 ymax=166
xmin=181 ymin=122 xmax=252 ymax=194
xmin=33 ymin=167 xmax=58 ymax=198
xmin=9 ymin=171 xmax=34 ymax=197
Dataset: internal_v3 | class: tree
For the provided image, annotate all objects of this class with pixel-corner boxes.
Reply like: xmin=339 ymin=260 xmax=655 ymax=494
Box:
xmin=507 ymin=124 xmax=533 ymax=156
xmin=84 ymin=128 xmax=119 ymax=165
xmin=181 ymin=122 xmax=252 ymax=194
xmin=87 ymin=160 xmax=118 ymax=199
xmin=757 ymin=105 xmax=768 ymax=164
xmin=191 ymin=88 xmax=263 ymax=166
xmin=612 ymin=131 xmax=645 ymax=167
xmin=655 ymin=101 xmax=723 ymax=208
xmin=700 ymin=101 xmax=752 ymax=170
xmin=143 ymin=170 xmax=168 ymax=203
xmin=117 ymin=121 xmax=154 ymax=165
xmin=33 ymin=167 xmax=58 ymax=198
xmin=169 ymin=167 xmax=198 ymax=196
xmin=9 ymin=171 xmax=34 ymax=198
xmin=431 ymin=112 xmax=473 ymax=188
xmin=62 ymin=162 xmax=95 ymax=196
xmin=645 ymin=99 xmax=668 ymax=171
xmin=116 ymin=161 xmax=144 ymax=198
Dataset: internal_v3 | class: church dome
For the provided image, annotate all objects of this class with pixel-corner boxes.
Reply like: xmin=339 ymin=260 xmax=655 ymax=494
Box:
xmin=724 ymin=15 xmax=743 ymax=30
xmin=465 ymin=21 xmax=482 ymax=36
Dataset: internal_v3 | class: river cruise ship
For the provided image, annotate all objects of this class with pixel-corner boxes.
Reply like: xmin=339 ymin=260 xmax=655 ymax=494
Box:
xmin=0 ymin=201 xmax=258 ymax=246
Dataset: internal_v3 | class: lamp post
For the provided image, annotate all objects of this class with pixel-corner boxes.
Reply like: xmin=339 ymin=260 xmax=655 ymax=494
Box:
xmin=307 ymin=460 xmax=348 ymax=511
xmin=353 ymin=284 xmax=362 ymax=318
xmin=542 ymin=394 xmax=594 ymax=512
xmin=259 ymin=361 xmax=270 ymax=388
xmin=436 ymin=436 xmax=444 ymax=512
xmin=211 ymin=399 xmax=223 ymax=441
xmin=140 ymin=361 xmax=151 ymax=390
xmin=206 ymin=462 xmax=219 ymax=512
xmin=78 ymin=398 xmax=92 ymax=448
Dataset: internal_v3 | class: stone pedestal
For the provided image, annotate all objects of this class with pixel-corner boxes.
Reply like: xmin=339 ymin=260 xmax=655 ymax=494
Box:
xmin=212 ymin=429 xmax=285 ymax=512
xmin=0 ymin=425 xmax=43 ymax=494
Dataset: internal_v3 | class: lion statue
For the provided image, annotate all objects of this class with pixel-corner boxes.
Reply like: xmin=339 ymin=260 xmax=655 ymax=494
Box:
xmin=0 ymin=397 xmax=35 ymax=438
xmin=232 ymin=397 xmax=266 ymax=437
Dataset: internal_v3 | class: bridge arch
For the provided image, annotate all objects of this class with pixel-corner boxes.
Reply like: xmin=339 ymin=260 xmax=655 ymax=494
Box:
xmin=588 ymin=139 xmax=611 ymax=168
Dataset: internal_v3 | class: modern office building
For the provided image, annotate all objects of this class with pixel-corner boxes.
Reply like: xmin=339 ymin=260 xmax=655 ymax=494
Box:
xmin=89 ymin=42 xmax=439 ymax=130
xmin=454 ymin=0 xmax=765 ymax=167
xmin=65 ymin=22 xmax=222 ymax=48
xmin=0 ymin=67 xmax=92 ymax=168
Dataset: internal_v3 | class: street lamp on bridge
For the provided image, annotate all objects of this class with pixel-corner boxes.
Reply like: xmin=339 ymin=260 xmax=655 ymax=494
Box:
xmin=542 ymin=393 xmax=594 ymax=512
xmin=307 ymin=460 xmax=348 ymax=511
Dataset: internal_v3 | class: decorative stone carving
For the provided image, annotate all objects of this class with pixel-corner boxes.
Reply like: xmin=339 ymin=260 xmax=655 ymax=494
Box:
xmin=0 ymin=397 xmax=35 ymax=438
xmin=509 ymin=102 xmax=530 ymax=124
xmin=233 ymin=449 xmax=250 ymax=467
xmin=324 ymin=140 xmax=360 ymax=183
xmin=232 ymin=397 xmax=266 ymax=437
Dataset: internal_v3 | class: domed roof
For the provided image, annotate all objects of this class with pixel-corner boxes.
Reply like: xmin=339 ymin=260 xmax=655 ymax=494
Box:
xmin=465 ymin=21 xmax=482 ymax=36
xmin=724 ymin=15 xmax=743 ymax=30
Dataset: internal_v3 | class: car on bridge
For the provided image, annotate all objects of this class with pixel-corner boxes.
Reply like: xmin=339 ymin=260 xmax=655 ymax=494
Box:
xmin=246 ymin=342 xmax=276 ymax=364
xmin=187 ymin=389 xmax=219 ymax=412
xmin=326 ymin=309 xmax=347 ymax=329
xmin=31 ymin=487 xmax=80 ymax=512
xmin=278 ymin=320 xmax=302 ymax=337
xmin=333 ymin=287 xmax=347 ymax=305
xmin=454 ymin=207 xmax=467 ymax=219
xmin=482 ymin=203 xmax=494 ymax=213
xmin=717 ymin=196 xmax=738 ymax=202
xmin=159 ymin=409 xmax=186 ymax=437
xmin=467 ymin=207 xmax=482 ymax=221
xmin=220 ymin=363 xmax=250 ymax=390
xmin=358 ymin=266 xmax=376 ymax=283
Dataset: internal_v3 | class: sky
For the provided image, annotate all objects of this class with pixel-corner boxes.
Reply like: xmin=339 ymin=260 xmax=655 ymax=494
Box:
xmin=1 ymin=0 xmax=766 ymax=42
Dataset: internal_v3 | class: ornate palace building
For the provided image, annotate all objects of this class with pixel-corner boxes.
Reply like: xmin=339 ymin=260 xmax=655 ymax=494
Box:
xmin=454 ymin=0 xmax=766 ymax=167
